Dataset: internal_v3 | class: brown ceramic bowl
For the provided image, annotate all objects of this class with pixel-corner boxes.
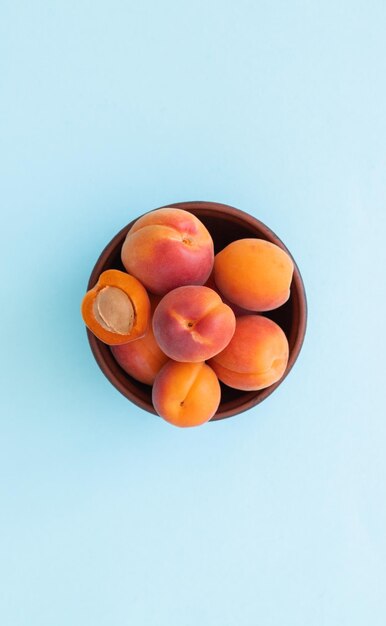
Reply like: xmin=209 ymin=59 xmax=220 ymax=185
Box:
xmin=86 ymin=201 xmax=307 ymax=421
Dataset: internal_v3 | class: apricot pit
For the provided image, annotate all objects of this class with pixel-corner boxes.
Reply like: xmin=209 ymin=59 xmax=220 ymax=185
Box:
xmin=93 ymin=286 xmax=135 ymax=335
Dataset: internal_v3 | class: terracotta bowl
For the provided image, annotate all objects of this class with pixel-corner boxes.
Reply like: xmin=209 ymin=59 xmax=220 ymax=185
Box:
xmin=86 ymin=201 xmax=307 ymax=421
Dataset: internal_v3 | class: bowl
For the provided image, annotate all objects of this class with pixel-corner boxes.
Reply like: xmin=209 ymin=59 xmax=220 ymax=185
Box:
xmin=85 ymin=201 xmax=307 ymax=421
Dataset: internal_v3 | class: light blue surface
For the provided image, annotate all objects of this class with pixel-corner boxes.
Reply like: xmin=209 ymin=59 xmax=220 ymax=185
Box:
xmin=1 ymin=1 xmax=386 ymax=625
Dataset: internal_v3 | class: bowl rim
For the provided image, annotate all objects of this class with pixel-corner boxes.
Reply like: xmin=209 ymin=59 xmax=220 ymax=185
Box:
xmin=86 ymin=200 xmax=307 ymax=421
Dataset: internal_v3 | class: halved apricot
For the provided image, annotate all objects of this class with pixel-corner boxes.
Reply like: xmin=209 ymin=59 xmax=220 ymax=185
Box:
xmin=81 ymin=269 xmax=150 ymax=345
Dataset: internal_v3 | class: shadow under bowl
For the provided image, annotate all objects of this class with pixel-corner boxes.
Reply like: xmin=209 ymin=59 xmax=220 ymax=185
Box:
xmin=86 ymin=201 xmax=307 ymax=421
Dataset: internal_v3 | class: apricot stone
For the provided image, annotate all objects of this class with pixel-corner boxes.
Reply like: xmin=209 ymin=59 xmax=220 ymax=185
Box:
xmin=152 ymin=361 xmax=221 ymax=427
xmin=152 ymin=285 xmax=236 ymax=362
xmin=121 ymin=208 xmax=214 ymax=295
xmin=209 ymin=315 xmax=289 ymax=391
xmin=214 ymin=238 xmax=294 ymax=312
xmin=94 ymin=286 xmax=134 ymax=335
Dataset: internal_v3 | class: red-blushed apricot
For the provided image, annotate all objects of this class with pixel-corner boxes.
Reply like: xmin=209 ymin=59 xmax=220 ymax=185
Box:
xmin=152 ymin=285 xmax=236 ymax=362
xmin=152 ymin=361 xmax=221 ymax=427
xmin=214 ymin=238 xmax=294 ymax=312
xmin=208 ymin=315 xmax=289 ymax=391
xmin=121 ymin=208 xmax=214 ymax=295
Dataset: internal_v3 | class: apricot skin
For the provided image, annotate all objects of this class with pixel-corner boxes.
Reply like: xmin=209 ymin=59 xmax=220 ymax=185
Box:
xmin=214 ymin=238 xmax=294 ymax=312
xmin=111 ymin=323 xmax=168 ymax=385
xmin=152 ymin=285 xmax=236 ymax=363
xmin=208 ymin=315 xmax=289 ymax=391
xmin=110 ymin=294 xmax=167 ymax=385
xmin=121 ymin=208 xmax=214 ymax=295
xmin=152 ymin=361 xmax=221 ymax=427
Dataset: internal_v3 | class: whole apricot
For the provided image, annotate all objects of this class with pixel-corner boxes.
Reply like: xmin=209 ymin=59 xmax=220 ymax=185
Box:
xmin=152 ymin=285 xmax=236 ymax=362
xmin=152 ymin=361 xmax=221 ymax=427
xmin=214 ymin=238 xmax=293 ymax=312
xmin=209 ymin=315 xmax=289 ymax=391
xmin=121 ymin=208 xmax=214 ymax=295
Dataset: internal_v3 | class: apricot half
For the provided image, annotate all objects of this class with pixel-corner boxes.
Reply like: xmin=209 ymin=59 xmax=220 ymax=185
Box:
xmin=81 ymin=269 xmax=150 ymax=345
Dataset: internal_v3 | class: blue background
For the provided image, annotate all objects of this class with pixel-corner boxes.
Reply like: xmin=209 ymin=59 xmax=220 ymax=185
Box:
xmin=1 ymin=1 xmax=386 ymax=625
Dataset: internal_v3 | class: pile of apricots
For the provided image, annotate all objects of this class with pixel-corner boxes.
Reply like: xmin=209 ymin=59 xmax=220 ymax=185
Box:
xmin=81 ymin=207 xmax=294 ymax=428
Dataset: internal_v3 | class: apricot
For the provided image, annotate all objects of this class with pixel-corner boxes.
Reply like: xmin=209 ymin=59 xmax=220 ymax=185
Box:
xmin=152 ymin=285 xmax=236 ymax=362
xmin=214 ymin=238 xmax=294 ymax=312
xmin=209 ymin=315 xmax=289 ymax=391
xmin=111 ymin=295 xmax=168 ymax=385
xmin=81 ymin=269 xmax=150 ymax=345
xmin=152 ymin=361 xmax=221 ymax=427
xmin=121 ymin=208 xmax=214 ymax=295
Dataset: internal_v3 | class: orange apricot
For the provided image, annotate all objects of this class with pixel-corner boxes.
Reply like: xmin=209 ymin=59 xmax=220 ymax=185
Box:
xmin=81 ymin=269 xmax=150 ymax=345
xmin=209 ymin=315 xmax=289 ymax=391
xmin=152 ymin=361 xmax=221 ymax=427
xmin=214 ymin=238 xmax=294 ymax=312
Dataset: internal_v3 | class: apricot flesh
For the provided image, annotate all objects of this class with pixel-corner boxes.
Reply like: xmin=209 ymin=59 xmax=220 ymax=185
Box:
xmin=214 ymin=238 xmax=294 ymax=312
xmin=152 ymin=285 xmax=236 ymax=362
xmin=121 ymin=208 xmax=214 ymax=295
xmin=152 ymin=361 xmax=221 ymax=427
xmin=209 ymin=315 xmax=289 ymax=391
